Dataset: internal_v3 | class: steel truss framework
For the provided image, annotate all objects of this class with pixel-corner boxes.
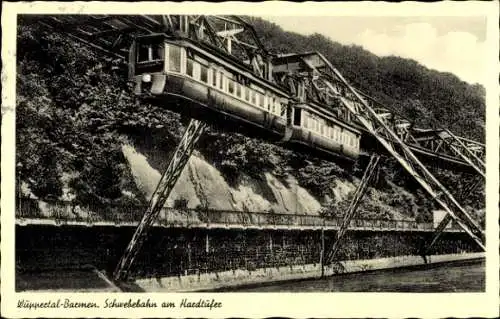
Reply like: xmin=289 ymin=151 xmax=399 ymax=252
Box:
xmin=25 ymin=15 xmax=486 ymax=279
xmin=30 ymin=14 xmax=271 ymax=80
xmin=31 ymin=15 xmax=485 ymax=170
xmin=325 ymin=154 xmax=381 ymax=265
xmin=273 ymin=52 xmax=486 ymax=172
xmin=113 ymin=119 xmax=207 ymax=281
xmin=295 ymin=53 xmax=485 ymax=253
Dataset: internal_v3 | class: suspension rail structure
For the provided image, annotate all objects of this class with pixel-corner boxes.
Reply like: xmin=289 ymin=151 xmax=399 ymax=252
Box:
xmin=23 ymin=15 xmax=486 ymax=278
xmin=325 ymin=154 xmax=381 ymax=265
xmin=26 ymin=15 xmax=485 ymax=174
xmin=289 ymin=51 xmax=484 ymax=253
xmin=114 ymin=119 xmax=206 ymax=281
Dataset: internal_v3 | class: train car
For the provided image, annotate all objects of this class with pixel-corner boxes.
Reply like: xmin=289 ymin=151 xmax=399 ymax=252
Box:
xmin=129 ymin=33 xmax=360 ymax=160
xmin=130 ymin=33 xmax=289 ymax=141
xmin=288 ymin=103 xmax=361 ymax=159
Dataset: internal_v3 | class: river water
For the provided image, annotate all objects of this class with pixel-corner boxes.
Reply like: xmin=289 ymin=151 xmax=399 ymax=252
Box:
xmin=217 ymin=259 xmax=485 ymax=292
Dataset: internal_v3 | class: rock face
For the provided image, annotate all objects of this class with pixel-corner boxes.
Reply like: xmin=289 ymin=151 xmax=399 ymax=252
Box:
xmin=122 ymin=144 xmax=331 ymax=215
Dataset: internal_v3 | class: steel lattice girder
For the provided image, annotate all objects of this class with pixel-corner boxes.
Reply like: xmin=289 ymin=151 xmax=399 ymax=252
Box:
xmin=114 ymin=119 xmax=207 ymax=281
xmin=272 ymin=52 xmax=484 ymax=170
xmin=28 ymin=14 xmax=484 ymax=170
xmin=305 ymin=53 xmax=485 ymax=252
xmin=30 ymin=14 xmax=270 ymax=79
xmin=326 ymin=154 xmax=381 ymax=264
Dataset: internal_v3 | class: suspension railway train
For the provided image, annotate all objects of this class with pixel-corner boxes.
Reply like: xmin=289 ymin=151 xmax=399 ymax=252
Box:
xmin=130 ymin=34 xmax=362 ymax=161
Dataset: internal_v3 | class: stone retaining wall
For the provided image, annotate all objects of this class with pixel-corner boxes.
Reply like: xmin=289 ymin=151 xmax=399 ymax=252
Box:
xmin=134 ymin=252 xmax=485 ymax=292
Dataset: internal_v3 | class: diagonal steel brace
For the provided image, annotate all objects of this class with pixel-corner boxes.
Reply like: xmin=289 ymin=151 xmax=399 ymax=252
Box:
xmin=114 ymin=119 xmax=207 ymax=281
xmin=326 ymin=154 xmax=381 ymax=264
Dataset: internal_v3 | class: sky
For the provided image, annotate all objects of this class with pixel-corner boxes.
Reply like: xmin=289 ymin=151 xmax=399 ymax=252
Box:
xmin=261 ymin=16 xmax=487 ymax=86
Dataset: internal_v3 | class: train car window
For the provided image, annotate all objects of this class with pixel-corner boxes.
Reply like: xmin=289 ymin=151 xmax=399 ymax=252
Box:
xmin=251 ymin=90 xmax=256 ymax=105
xmin=236 ymin=83 xmax=241 ymax=98
xmin=200 ymin=64 xmax=208 ymax=83
xmin=193 ymin=61 xmax=201 ymax=80
xmin=293 ymin=108 xmax=301 ymax=126
xmin=255 ymin=93 xmax=261 ymax=107
xmin=212 ymin=69 xmax=217 ymax=86
xmin=279 ymin=102 xmax=286 ymax=118
xmin=218 ymin=72 xmax=224 ymax=90
xmin=245 ymin=87 xmax=250 ymax=101
xmin=168 ymin=45 xmax=182 ymax=72
xmin=259 ymin=94 xmax=265 ymax=108
xmin=137 ymin=44 xmax=150 ymax=62
xmin=152 ymin=43 xmax=164 ymax=60
xmin=186 ymin=59 xmax=194 ymax=77
xmin=228 ymin=80 xmax=235 ymax=95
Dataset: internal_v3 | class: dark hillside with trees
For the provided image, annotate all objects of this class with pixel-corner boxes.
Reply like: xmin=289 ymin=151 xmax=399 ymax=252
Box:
xmin=15 ymin=17 xmax=485 ymax=222
xmin=248 ymin=17 xmax=485 ymax=141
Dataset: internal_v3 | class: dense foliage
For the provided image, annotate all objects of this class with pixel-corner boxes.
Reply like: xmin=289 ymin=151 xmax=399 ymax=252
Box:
xmin=15 ymin=17 xmax=485 ymax=220
xmin=248 ymin=17 xmax=486 ymax=141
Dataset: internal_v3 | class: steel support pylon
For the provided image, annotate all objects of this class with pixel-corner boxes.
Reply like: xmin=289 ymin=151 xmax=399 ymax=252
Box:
xmin=438 ymin=129 xmax=485 ymax=178
xmin=114 ymin=119 xmax=207 ymax=281
xmin=423 ymin=173 xmax=485 ymax=256
xmin=325 ymin=154 xmax=381 ymax=264
xmin=319 ymin=69 xmax=484 ymax=253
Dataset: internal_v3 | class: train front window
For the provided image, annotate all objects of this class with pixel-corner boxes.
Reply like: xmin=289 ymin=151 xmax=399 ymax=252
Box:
xmin=153 ymin=44 xmax=164 ymax=60
xmin=137 ymin=42 xmax=164 ymax=63
xmin=137 ymin=44 xmax=150 ymax=62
